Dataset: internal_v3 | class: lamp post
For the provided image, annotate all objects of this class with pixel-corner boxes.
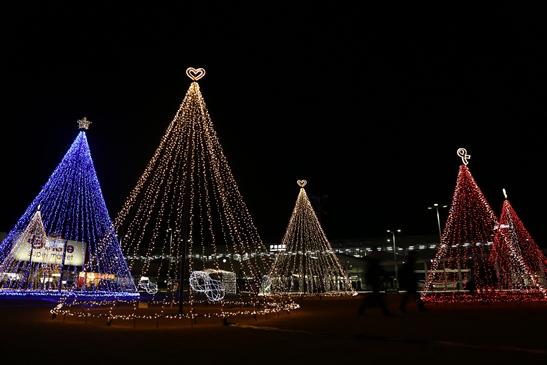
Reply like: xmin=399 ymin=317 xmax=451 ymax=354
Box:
xmin=427 ymin=203 xmax=448 ymax=244
xmin=386 ymin=229 xmax=401 ymax=290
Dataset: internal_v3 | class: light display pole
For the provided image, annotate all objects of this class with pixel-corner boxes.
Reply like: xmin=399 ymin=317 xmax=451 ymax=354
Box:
xmin=386 ymin=229 xmax=401 ymax=290
xmin=427 ymin=203 xmax=447 ymax=244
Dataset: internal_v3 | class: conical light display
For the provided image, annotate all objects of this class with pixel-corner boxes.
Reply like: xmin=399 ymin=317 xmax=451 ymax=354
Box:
xmin=0 ymin=120 xmax=136 ymax=298
xmin=423 ymin=149 xmax=498 ymax=302
xmin=269 ymin=180 xmax=354 ymax=295
xmin=490 ymin=193 xmax=547 ymax=300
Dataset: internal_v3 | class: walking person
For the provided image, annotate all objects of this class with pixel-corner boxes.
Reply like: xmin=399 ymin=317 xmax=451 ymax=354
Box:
xmin=358 ymin=247 xmax=391 ymax=316
xmin=399 ymin=250 xmax=426 ymax=313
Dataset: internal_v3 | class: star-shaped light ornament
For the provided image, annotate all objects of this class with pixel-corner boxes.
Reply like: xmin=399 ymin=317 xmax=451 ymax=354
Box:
xmin=78 ymin=117 xmax=92 ymax=130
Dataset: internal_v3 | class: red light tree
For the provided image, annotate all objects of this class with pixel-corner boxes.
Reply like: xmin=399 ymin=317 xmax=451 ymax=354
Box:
xmin=490 ymin=192 xmax=547 ymax=300
xmin=423 ymin=149 xmax=498 ymax=302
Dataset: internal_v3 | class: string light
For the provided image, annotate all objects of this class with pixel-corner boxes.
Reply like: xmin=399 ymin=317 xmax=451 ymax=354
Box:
xmin=189 ymin=271 xmax=225 ymax=301
xmin=137 ymin=276 xmax=159 ymax=294
xmin=77 ymin=117 xmax=92 ymax=130
xmin=53 ymin=68 xmax=297 ymax=321
xmin=456 ymin=147 xmax=471 ymax=165
xmin=185 ymin=67 xmax=206 ymax=81
xmin=0 ymin=122 xmax=136 ymax=298
xmin=269 ymin=180 xmax=355 ymax=296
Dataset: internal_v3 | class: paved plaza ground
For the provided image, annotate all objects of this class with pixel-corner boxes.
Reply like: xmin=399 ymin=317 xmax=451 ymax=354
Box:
xmin=0 ymin=295 xmax=545 ymax=364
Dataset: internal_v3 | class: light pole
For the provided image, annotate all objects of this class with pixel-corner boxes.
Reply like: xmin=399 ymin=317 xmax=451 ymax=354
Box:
xmin=427 ymin=203 xmax=448 ymax=244
xmin=386 ymin=229 xmax=401 ymax=290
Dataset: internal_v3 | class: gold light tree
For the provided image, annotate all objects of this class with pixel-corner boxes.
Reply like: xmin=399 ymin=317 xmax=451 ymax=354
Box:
xmin=269 ymin=180 xmax=355 ymax=295
xmin=2 ymin=208 xmax=49 ymax=290
xmin=53 ymin=67 xmax=297 ymax=321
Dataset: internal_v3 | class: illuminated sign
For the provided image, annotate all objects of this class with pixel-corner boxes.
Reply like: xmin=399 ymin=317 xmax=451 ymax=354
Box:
xmin=77 ymin=272 xmax=116 ymax=288
xmin=12 ymin=236 xmax=86 ymax=266
xmin=269 ymin=244 xmax=286 ymax=252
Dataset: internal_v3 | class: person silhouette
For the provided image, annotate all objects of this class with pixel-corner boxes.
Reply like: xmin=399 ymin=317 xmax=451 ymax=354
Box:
xmin=398 ymin=250 xmax=426 ymax=313
xmin=358 ymin=246 xmax=391 ymax=316
xmin=465 ymin=266 xmax=476 ymax=295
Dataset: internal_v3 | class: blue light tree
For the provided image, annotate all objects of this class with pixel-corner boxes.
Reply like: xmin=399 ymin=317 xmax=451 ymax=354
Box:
xmin=0 ymin=118 xmax=136 ymax=298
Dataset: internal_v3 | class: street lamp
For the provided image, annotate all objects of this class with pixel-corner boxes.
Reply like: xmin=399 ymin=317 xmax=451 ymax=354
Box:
xmin=427 ymin=203 xmax=448 ymax=244
xmin=386 ymin=229 xmax=401 ymax=290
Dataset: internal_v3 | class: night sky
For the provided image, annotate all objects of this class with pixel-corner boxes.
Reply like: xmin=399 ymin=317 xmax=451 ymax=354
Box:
xmin=2 ymin=2 xmax=546 ymax=245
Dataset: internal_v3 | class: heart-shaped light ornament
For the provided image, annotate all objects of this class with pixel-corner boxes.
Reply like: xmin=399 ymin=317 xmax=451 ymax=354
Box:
xmin=297 ymin=179 xmax=307 ymax=188
xmin=186 ymin=67 xmax=206 ymax=81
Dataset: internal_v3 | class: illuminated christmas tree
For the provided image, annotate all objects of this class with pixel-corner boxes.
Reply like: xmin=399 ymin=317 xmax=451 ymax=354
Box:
xmin=0 ymin=119 xmax=136 ymax=298
xmin=489 ymin=189 xmax=547 ymax=300
xmin=423 ymin=148 xmax=498 ymax=302
xmin=54 ymin=68 xmax=296 ymax=321
xmin=270 ymin=180 xmax=354 ymax=295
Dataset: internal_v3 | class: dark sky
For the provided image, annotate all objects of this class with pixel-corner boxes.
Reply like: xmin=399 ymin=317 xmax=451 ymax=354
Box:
xmin=1 ymin=2 xmax=546 ymax=245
